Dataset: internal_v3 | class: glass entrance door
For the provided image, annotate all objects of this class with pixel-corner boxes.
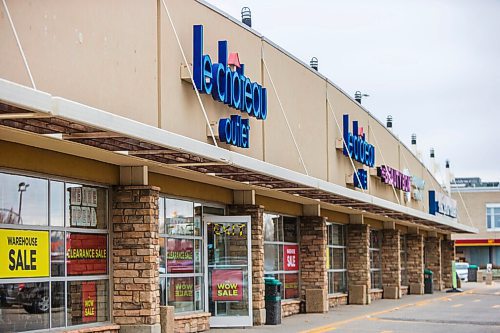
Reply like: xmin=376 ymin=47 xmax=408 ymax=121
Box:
xmin=204 ymin=215 xmax=252 ymax=327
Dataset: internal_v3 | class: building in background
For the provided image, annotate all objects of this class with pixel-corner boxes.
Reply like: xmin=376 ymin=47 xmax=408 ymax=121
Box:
xmin=452 ymin=177 xmax=500 ymax=266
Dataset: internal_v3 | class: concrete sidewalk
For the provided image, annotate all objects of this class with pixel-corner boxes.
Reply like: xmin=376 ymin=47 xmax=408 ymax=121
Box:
xmin=209 ymin=282 xmax=500 ymax=333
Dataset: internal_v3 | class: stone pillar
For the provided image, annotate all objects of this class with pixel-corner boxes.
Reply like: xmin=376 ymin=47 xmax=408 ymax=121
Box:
xmin=299 ymin=216 xmax=328 ymax=313
xmin=441 ymin=239 xmax=455 ymax=289
xmin=425 ymin=237 xmax=443 ymax=291
xmin=347 ymin=224 xmax=371 ymax=305
xmin=112 ymin=186 xmax=160 ymax=333
xmin=227 ymin=205 xmax=265 ymax=325
xmin=406 ymin=234 xmax=424 ymax=295
xmin=381 ymin=229 xmax=401 ymax=299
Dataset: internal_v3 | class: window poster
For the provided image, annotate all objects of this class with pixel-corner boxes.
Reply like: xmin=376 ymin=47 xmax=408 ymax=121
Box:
xmin=211 ymin=269 xmax=243 ymax=302
xmin=66 ymin=233 xmax=107 ymax=275
xmin=70 ymin=187 xmax=98 ymax=227
xmin=170 ymin=277 xmax=194 ymax=302
xmin=82 ymin=281 xmax=97 ymax=323
xmin=166 ymin=239 xmax=193 ymax=273
xmin=283 ymin=245 xmax=299 ymax=271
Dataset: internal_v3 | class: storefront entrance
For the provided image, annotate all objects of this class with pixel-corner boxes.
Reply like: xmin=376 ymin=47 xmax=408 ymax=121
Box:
xmin=204 ymin=215 xmax=253 ymax=327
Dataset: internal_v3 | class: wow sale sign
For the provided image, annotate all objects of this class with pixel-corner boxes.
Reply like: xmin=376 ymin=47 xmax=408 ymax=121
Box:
xmin=211 ymin=269 xmax=243 ymax=302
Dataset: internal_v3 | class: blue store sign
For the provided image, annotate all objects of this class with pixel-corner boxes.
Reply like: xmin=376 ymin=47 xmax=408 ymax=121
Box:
xmin=193 ymin=25 xmax=267 ymax=148
xmin=342 ymin=114 xmax=375 ymax=167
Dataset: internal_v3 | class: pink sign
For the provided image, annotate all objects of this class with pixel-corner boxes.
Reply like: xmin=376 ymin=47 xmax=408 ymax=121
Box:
xmin=211 ymin=269 xmax=243 ymax=302
xmin=378 ymin=165 xmax=411 ymax=192
xmin=284 ymin=245 xmax=299 ymax=271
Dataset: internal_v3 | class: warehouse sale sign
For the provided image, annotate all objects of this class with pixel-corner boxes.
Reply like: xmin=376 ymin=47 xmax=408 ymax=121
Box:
xmin=0 ymin=229 xmax=49 ymax=278
xmin=212 ymin=269 xmax=243 ymax=302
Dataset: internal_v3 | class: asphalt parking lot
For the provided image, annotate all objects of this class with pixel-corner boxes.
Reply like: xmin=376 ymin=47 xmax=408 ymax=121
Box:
xmin=211 ymin=282 xmax=500 ymax=333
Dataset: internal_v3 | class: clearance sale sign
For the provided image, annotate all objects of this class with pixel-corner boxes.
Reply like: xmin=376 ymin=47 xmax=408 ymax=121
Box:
xmin=0 ymin=229 xmax=49 ymax=278
xmin=66 ymin=233 xmax=107 ymax=275
xmin=212 ymin=269 xmax=243 ymax=302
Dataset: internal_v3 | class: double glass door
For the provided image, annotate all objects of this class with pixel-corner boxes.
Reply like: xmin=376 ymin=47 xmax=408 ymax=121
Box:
xmin=204 ymin=215 xmax=252 ymax=327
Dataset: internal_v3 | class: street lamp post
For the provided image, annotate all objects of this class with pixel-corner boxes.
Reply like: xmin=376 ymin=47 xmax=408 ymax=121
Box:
xmin=18 ymin=182 xmax=30 ymax=224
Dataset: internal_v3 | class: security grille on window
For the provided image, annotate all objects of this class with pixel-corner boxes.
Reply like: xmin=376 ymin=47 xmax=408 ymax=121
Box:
xmin=400 ymin=234 xmax=408 ymax=286
xmin=263 ymin=213 xmax=300 ymax=299
xmin=327 ymin=223 xmax=347 ymax=294
xmin=0 ymin=171 xmax=110 ymax=333
xmin=370 ymin=229 xmax=382 ymax=289
xmin=159 ymin=198 xmax=207 ymax=313
xmin=486 ymin=204 xmax=500 ymax=231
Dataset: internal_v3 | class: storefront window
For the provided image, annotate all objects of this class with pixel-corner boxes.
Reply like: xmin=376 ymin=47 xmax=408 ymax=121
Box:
xmin=159 ymin=197 xmax=208 ymax=313
xmin=327 ymin=223 xmax=347 ymax=294
xmin=400 ymin=234 xmax=408 ymax=286
xmin=370 ymin=230 xmax=382 ymax=289
xmin=264 ymin=213 xmax=299 ymax=300
xmin=0 ymin=171 xmax=110 ymax=332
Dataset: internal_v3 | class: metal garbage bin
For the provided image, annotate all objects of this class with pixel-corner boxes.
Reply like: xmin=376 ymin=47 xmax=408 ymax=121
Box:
xmin=468 ymin=265 xmax=478 ymax=282
xmin=265 ymin=277 xmax=282 ymax=325
xmin=424 ymin=269 xmax=433 ymax=294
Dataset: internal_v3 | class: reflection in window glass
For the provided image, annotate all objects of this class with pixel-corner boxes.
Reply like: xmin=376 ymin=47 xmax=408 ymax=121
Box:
xmin=284 ymin=273 xmax=299 ymax=299
xmin=167 ymin=276 xmax=203 ymax=313
xmin=50 ymin=181 xmax=65 ymax=227
xmin=51 ymin=281 xmax=65 ymax=328
xmin=0 ymin=173 xmax=48 ymax=226
xmin=165 ymin=199 xmax=194 ymax=236
xmin=66 ymin=184 xmax=107 ymax=229
xmin=283 ymin=217 xmax=297 ymax=243
xmin=160 ymin=277 xmax=166 ymax=306
xmin=67 ymin=280 xmax=108 ymax=326
xmin=159 ymin=198 xmax=165 ymax=234
xmin=264 ymin=244 xmax=280 ymax=271
xmin=264 ymin=213 xmax=280 ymax=242
xmin=370 ymin=230 xmax=382 ymax=289
xmin=167 ymin=238 xmax=194 ymax=274
xmin=327 ymin=223 xmax=347 ymax=294
xmin=0 ymin=282 xmax=50 ymax=332
xmin=51 ymin=231 xmax=65 ymax=277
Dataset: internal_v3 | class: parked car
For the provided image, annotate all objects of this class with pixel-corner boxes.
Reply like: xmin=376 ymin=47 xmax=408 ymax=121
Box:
xmin=0 ymin=283 xmax=63 ymax=314
xmin=455 ymin=262 xmax=469 ymax=282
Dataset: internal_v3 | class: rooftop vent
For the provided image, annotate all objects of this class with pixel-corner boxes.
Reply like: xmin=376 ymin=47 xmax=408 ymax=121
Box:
xmin=354 ymin=91 xmax=369 ymax=104
xmin=430 ymin=148 xmax=435 ymax=158
xmin=446 ymin=159 xmax=450 ymax=168
xmin=386 ymin=115 xmax=393 ymax=129
xmin=241 ymin=7 xmax=251 ymax=27
xmin=411 ymin=133 xmax=417 ymax=145
xmin=310 ymin=57 xmax=318 ymax=71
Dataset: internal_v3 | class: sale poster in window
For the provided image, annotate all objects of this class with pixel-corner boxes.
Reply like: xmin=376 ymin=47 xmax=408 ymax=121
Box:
xmin=283 ymin=245 xmax=299 ymax=271
xmin=82 ymin=281 xmax=97 ymax=323
xmin=211 ymin=269 xmax=243 ymax=302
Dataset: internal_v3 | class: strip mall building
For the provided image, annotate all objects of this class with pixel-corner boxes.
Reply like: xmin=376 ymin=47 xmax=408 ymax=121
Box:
xmin=0 ymin=1 xmax=475 ymax=333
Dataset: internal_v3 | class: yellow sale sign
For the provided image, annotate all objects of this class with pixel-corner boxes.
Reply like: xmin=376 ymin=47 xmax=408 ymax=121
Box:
xmin=0 ymin=229 xmax=50 ymax=278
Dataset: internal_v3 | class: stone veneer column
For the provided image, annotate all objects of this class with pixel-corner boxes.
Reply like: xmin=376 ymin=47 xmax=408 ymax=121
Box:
xmin=227 ymin=205 xmax=265 ymax=325
xmin=381 ymin=229 xmax=401 ymax=299
xmin=347 ymin=224 xmax=371 ymax=305
xmin=112 ymin=186 xmax=160 ymax=333
xmin=441 ymin=239 xmax=455 ymax=289
xmin=406 ymin=234 xmax=424 ymax=295
xmin=425 ymin=237 xmax=443 ymax=291
xmin=299 ymin=216 xmax=328 ymax=313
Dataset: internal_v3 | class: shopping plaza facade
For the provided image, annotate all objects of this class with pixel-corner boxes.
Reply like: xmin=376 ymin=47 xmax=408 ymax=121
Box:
xmin=0 ymin=1 xmax=476 ymax=332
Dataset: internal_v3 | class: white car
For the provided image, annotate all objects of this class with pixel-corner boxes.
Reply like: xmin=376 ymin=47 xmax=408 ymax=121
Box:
xmin=455 ymin=262 xmax=469 ymax=282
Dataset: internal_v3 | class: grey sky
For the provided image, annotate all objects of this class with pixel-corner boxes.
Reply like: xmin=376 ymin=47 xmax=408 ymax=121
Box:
xmin=206 ymin=0 xmax=500 ymax=182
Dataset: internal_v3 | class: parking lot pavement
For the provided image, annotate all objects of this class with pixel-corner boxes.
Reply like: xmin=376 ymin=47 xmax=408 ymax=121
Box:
xmin=209 ymin=282 xmax=500 ymax=333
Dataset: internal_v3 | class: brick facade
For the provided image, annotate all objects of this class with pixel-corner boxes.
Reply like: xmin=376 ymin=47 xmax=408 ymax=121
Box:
xmin=425 ymin=237 xmax=443 ymax=291
xmin=328 ymin=295 xmax=348 ymax=309
xmin=112 ymin=186 xmax=160 ymax=329
xmin=347 ymin=224 xmax=371 ymax=304
xmin=406 ymin=234 xmax=424 ymax=294
xmin=299 ymin=216 xmax=328 ymax=312
xmin=174 ymin=313 xmax=210 ymax=333
xmin=381 ymin=229 xmax=401 ymax=299
xmin=227 ymin=205 xmax=265 ymax=325
xmin=441 ymin=239 xmax=455 ymax=289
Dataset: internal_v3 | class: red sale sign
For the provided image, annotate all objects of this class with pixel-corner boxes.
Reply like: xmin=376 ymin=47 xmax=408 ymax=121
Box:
xmin=211 ymin=269 xmax=243 ymax=302
xmin=82 ymin=281 xmax=96 ymax=323
xmin=284 ymin=245 xmax=299 ymax=271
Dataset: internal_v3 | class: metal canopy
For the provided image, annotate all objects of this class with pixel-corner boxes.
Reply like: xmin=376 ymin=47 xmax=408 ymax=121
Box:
xmin=0 ymin=79 xmax=476 ymax=234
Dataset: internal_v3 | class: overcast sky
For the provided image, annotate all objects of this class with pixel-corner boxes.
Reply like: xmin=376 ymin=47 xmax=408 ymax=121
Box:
xmin=206 ymin=0 xmax=500 ymax=182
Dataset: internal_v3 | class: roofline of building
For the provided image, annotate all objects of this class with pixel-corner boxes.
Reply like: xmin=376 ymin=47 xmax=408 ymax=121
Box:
xmin=195 ymin=0 xmax=445 ymax=191
xmin=0 ymin=78 xmax=477 ymax=234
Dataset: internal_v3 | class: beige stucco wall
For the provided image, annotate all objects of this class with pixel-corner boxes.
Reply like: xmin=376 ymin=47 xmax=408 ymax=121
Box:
xmin=452 ymin=190 xmax=500 ymax=240
xmin=0 ymin=0 xmax=450 ymax=218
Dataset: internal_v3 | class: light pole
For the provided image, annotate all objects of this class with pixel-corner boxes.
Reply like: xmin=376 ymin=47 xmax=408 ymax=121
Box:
xmin=18 ymin=182 xmax=29 ymax=224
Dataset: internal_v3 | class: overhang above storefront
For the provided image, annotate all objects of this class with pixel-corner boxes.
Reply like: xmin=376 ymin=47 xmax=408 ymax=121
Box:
xmin=0 ymin=79 xmax=476 ymax=234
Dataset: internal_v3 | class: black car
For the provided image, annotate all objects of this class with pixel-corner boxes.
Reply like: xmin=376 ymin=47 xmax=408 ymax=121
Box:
xmin=0 ymin=283 xmax=63 ymax=314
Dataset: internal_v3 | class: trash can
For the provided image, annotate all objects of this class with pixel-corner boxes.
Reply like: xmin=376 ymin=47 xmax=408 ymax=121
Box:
xmin=468 ymin=265 xmax=478 ymax=282
xmin=265 ymin=277 xmax=282 ymax=325
xmin=424 ymin=269 xmax=433 ymax=294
